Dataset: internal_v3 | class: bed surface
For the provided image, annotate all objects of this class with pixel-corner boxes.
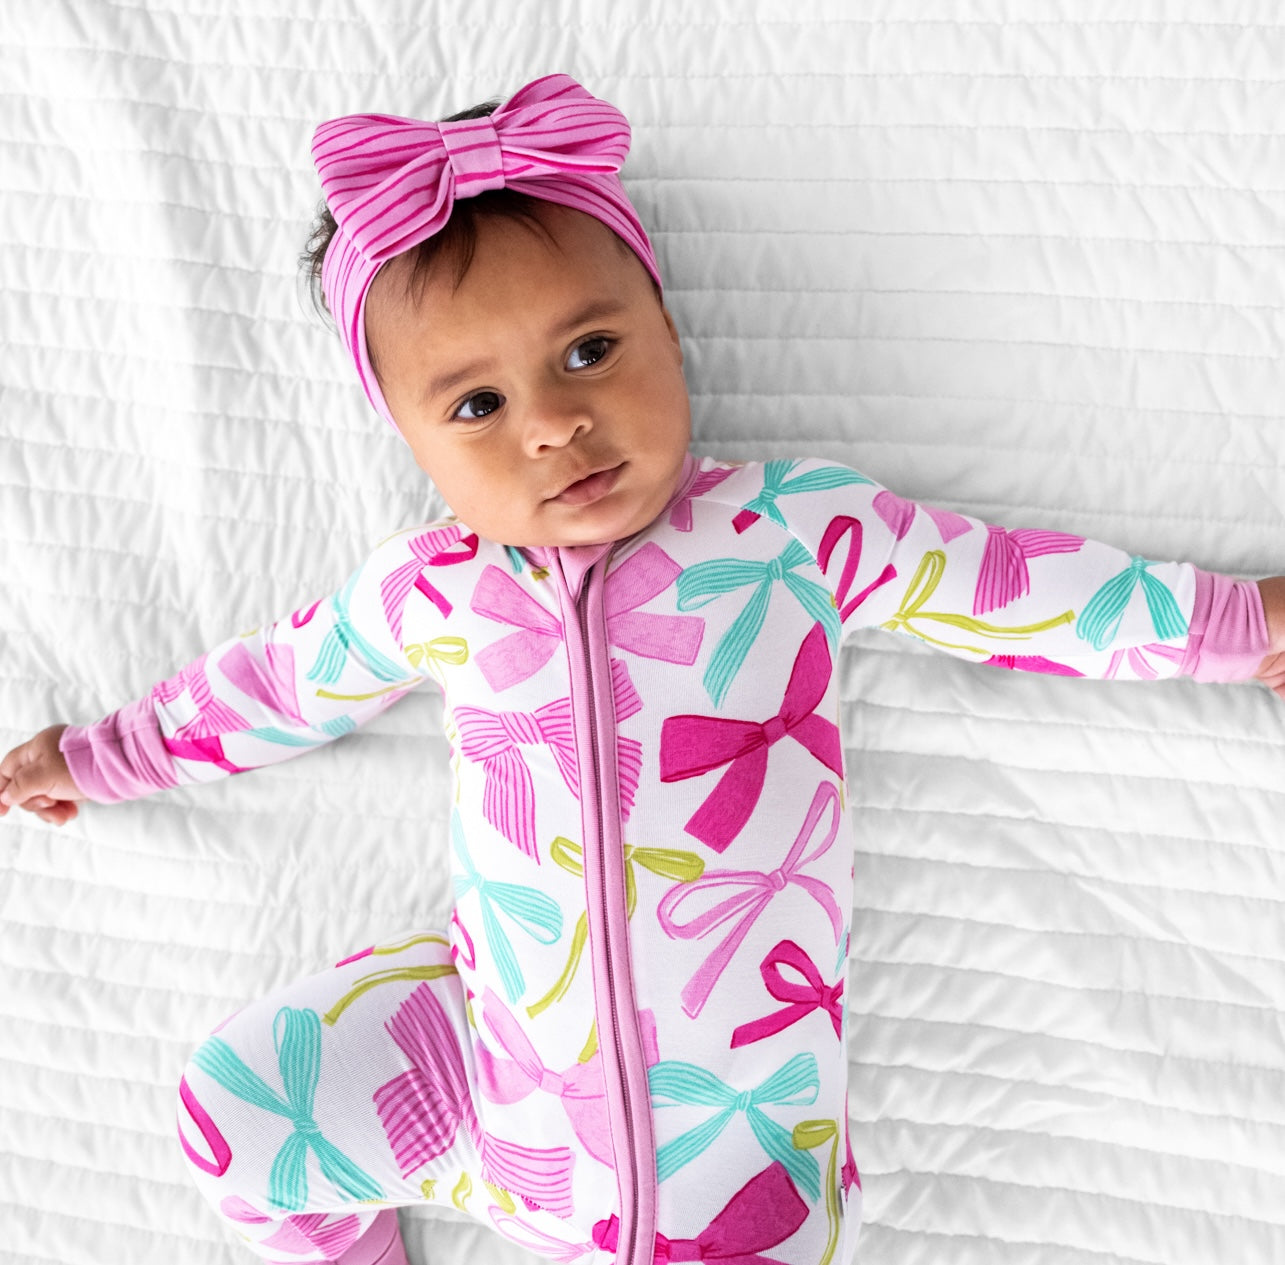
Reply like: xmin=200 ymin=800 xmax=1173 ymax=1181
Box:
xmin=3 ymin=3 xmax=1284 ymax=1263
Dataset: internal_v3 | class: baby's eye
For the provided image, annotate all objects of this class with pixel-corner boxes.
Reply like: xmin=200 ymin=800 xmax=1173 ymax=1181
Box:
xmin=454 ymin=390 xmax=503 ymax=420
xmin=566 ymin=336 xmax=612 ymax=370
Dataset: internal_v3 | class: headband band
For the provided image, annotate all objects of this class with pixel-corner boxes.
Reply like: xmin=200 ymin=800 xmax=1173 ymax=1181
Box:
xmin=312 ymin=73 xmax=660 ymax=433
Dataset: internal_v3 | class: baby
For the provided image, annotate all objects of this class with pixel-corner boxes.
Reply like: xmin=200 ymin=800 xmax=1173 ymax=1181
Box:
xmin=3 ymin=73 xmax=1284 ymax=1265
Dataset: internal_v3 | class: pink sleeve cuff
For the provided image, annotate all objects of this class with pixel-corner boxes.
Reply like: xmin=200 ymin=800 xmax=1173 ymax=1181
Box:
xmin=1180 ymin=568 xmax=1270 ymax=683
xmin=59 ymin=695 xmax=181 ymax=804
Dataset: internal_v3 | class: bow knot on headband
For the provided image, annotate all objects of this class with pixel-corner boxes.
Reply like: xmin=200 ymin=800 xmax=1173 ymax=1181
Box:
xmin=311 ymin=73 xmax=660 ymax=432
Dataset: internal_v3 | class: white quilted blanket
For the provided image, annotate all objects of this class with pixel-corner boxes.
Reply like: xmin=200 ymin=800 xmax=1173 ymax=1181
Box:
xmin=3 ymin=4 xmax=1283 ymax=1263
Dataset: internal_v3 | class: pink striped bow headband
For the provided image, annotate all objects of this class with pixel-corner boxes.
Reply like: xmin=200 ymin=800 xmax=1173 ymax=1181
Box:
xmin=311 ymin=73 xmax=661 ymax=434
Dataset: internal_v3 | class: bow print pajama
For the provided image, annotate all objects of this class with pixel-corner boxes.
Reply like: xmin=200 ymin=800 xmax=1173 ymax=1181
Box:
xmin=59 ymin=453 xmax=1258 ymax=1265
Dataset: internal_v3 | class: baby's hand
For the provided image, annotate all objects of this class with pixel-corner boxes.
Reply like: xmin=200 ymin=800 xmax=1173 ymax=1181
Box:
xmin=0 ymin=725 xmax=85 ymax=827
xmin=1254 ymin=577 xmax=1285 ymax=700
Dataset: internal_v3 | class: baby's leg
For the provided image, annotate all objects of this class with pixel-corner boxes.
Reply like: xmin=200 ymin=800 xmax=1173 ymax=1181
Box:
xmin=175 ymin=931 xmax=481 ymax=1263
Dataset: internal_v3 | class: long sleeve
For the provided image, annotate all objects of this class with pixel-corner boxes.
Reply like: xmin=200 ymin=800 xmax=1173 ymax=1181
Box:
xmin=751 ymin=456 xmax=1268 ymax=683
xmin=58 ymin=522 xmax=460 ymax=804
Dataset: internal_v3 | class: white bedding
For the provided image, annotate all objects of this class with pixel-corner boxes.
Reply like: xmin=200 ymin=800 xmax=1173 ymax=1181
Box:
xmin=3 ymin=3 xmax=1283 ymax=1263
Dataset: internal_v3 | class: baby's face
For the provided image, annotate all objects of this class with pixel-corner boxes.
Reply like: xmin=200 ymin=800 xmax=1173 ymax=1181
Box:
xmin=365 ymin=204 xmax=691 ymax=548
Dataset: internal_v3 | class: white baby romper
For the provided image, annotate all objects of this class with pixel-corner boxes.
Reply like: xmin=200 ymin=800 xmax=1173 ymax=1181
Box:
xmin=60 ymin=453 xmax=1249 ymax=1265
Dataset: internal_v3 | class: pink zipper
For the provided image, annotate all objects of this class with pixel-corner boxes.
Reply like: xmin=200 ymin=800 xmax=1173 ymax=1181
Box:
xmin=552 ymin=547 xmax=657 ymax=1265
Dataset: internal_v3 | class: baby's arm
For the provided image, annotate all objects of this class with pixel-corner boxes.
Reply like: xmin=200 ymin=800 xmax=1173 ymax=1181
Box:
xmin=764 ymin=456 xmax=1279 ymax=689
xmin=0 ymin=522 xmax=457 ymax=823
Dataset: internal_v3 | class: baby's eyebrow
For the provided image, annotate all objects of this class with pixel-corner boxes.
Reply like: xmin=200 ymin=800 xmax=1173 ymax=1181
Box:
xmin=552 ymin=298 xmax=628 ymax=338
xmin=422 ymin=298 xmax=630 ymax=404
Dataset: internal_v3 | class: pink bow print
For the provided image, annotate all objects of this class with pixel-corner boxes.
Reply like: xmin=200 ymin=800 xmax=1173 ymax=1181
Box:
xmin=659 ymin=622 xmax=843 ymax=853
xmin=373 ymin=982 xmax=576 ymax=1218
xmin=1104 ymin=641 xmax=1185 ymax=680
xmin=217 ymin=640 xmax=305 ymax=726
xmin=669 ymin=466 xmax=739 ymax=531
xmin=455 ymin=660 xmax=643 ymax=859
xmin=216 ymin=1198 xmax=366 ymax=1260
xmin=605 ymin=543 xmax=704 ymax=668
xmin=381 ymin=524 xmax=479 ymax=640
xmin=657 ymin=781 xmax=845 ymax=1018
xmin=592 ymin=1160 xmax=808 ymax=1264
xmin=489 ymin=1207 xmax=595 ymax=1263
xmin=471 ymin=565 xmax=564 ymax=691
xmin=873 ymin=490 xmax=972 ymax=544
xmin=473 ymin=545 xmax=702 ymax=692
xmin=974 ymin=524 xmax=1084 ymax=615
xmin=729 ymin=939 xmax=845 ymax=1048
xmin=476 ymin=988 xmax=659 ymax=1169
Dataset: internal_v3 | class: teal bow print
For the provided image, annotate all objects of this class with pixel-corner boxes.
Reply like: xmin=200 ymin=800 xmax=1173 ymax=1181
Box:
xmin=1076 ymin=557 xmax=1188 ymax=652
xmin=739 ymin=460 xmax=873 ymax=530
xmin=648 ymin=1052 xmax=821 ymax=1199
xmin=306 ymin=567 xmax=414 ymax=686
xmin=244 ymin=716 xmax=356 ymax=748
xmin=452 ymin=811 xmax=563 ymax=1003
xmin=189 ymin=1007 xmax=382 ymax=1211
xmin=678 ymin=540 xmax=840 ymax=706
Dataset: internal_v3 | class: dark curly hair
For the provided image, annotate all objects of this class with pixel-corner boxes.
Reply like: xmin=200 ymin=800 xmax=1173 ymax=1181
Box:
xmin=301 ymin=100 xmax=568 ymax=328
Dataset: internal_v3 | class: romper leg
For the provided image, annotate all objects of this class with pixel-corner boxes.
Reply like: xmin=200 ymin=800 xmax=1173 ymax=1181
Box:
xmin=175 ymin=930 xmax=481 ymax=1263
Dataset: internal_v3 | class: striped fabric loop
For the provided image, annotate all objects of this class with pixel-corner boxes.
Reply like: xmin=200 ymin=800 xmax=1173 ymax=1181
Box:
xmin=438 ymin=115 xmax=507 ymax=198
xmin=189 ymin=1007 xmax=382 ymax=1211
xmin=311 ymin=73 xmax=661 ymax=431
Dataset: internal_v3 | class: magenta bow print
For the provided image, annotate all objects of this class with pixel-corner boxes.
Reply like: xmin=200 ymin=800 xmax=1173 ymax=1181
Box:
xmin=454 ymin=660 xmax=643 ymax=859
xmin=591 ymin=1160 xmax=808 ymax=1264
xmin=974 ymin=524 xmax=1084 ymax=615
xmin=373 ymin=983 xmax=577 ymax=1218
xmin=381 ymin=524 xmax=479 ymax=640
xmin=176 ymin=1075 xmax=231 ymax=1177
xmin=657 ymin=780 xmax=845 ymax=1018
xmin=817 ymin=515 xmax=897 ymax=622
xmin=659 ymin=622 xmax=843 ymax=853
xmin=729 ymin=939 xmax=845 ymax=1048
xmin=472 ymin=545 xmax=702 ymax=692
xmin=476 ymin=987 xmax=660 ymax=1169
xmin=982 ymin=653 xmax=1084 ymax=675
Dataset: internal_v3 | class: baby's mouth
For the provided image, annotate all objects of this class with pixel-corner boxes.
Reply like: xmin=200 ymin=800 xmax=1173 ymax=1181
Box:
xmin=551 ymin=463 xmax=624 ymax=506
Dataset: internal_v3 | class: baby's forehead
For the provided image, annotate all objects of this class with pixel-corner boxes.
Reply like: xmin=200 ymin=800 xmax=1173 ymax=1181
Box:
xmin=369 ymin=206 xmax=654 ymax=329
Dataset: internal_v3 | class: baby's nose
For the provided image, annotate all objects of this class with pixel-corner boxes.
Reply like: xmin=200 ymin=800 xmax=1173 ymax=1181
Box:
xmin=524 ymin=390 xmax=593 ymax=450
